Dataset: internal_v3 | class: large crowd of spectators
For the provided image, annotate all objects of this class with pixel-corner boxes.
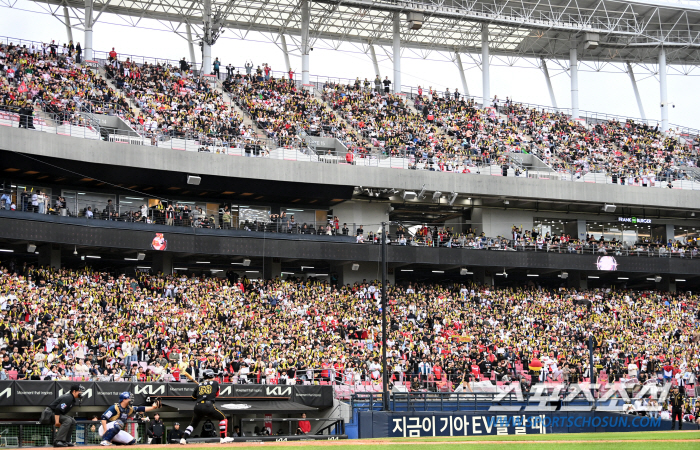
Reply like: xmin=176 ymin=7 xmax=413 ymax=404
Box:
xmin=223 ymin=76 xmax=357 ymax=149
xmin=0 ymin=263 xmax=698 ymax=422
xmin=0 ymin=41 xmax=133 ymax=126
xmin=104 ymin=57 xmax=246 ymax=146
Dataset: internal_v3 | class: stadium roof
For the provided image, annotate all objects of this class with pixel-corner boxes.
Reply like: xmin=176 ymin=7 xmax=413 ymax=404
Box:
xmin=34 ymin=0 xmax=700 ymax=65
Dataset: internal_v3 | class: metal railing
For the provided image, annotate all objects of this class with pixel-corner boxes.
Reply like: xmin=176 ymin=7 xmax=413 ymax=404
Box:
xmin=239 ymin=418 xmax=345 ymax=437
xmin=3 ymin=189 xmax=698 ymax=259
xmin=0 ymin=421 xmax=146 ymax=447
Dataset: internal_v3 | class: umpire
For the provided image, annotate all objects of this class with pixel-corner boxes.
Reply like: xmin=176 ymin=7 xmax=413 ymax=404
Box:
xmin=669 ymin=385 xmax=685 ymax=430
xmin=41 ymin=384 xmax=83 ymax=447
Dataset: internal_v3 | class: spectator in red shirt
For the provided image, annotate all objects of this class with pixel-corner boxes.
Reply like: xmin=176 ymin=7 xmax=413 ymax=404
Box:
xmin=108 ymin=48 xmax=117 ymax=61
xmin=296 ymin=413 xmax=311 ymax=435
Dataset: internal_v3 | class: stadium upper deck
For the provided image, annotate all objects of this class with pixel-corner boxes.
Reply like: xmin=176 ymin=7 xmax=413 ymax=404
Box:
xmin=29 ymin=0 xmax=700 ymax=133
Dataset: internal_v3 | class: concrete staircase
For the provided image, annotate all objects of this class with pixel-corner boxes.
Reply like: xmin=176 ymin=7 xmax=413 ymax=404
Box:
xmin=215 ymin=81 xmax=266 ymax=138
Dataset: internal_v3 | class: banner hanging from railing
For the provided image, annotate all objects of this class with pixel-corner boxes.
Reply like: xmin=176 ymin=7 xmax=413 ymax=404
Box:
xmin=0 ymin=382 xmax=332 ymax=408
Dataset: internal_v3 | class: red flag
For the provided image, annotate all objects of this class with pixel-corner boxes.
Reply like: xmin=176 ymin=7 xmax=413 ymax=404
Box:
xmin=17 ymin=82 xmax=28 ymax=94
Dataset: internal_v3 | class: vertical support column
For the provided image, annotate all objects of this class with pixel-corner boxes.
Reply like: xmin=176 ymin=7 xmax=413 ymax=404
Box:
xmin=262 ymin=258 xmax=281 ymax=280
xmin=152 ymin=253 xmax=173 ymax=276
xmin=659 ymin=47 xmax=669 ymax=132
xmin=201 ymin=0 xmax=212 ymax=75
xmin=186 ymin=23 xmax=197 ymax=68
xmin=481 ymin=23 xmax=490 ymax=105
xmin=626 ymin=62 xmax=647 ymax=122
xmin=369 ymin=44 xmax=381 ymax=78
xmin=393 ymin=13 xmax=402 ymax=94
xmin=541 ymin=58 xmax=557 ymax=109
xmin=301 ymin=0 xmax=310 ymax=86
xmin=280 ymin=34 xmax=292 ymax=73
xmin=570 ymin=39 xmax=579 ymax=119
xmin=38 ymin=244 xmax=61 ymax=270
xmin=84 ymin=0 xmax=93 ymax=61
xmin=455 ymin=52 xmax=470 ymax=97
xmin=63 ymin=6 xmax=73 ymax=42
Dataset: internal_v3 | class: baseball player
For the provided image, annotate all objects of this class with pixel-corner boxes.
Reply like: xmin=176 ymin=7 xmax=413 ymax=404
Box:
xmin=180 ymin=369 xmax=233 ymax=444
xmin=99 ymin=392 xmax=162 ymax=446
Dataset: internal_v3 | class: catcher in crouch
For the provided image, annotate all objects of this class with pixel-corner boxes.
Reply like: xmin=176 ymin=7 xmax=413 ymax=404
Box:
xmin=180 ymin=369 xmax=234 ymax=444
xmin=99 ymin=392 xmax=162 ymax=445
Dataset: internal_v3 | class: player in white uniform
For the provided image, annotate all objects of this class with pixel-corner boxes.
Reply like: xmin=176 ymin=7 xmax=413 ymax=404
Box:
xmin=99 ymin=392 xmax=161 ymax=445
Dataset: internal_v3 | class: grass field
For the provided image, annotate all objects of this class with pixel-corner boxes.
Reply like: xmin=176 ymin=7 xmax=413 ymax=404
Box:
xmin=104 ymin=431 xmax=699 ymax=450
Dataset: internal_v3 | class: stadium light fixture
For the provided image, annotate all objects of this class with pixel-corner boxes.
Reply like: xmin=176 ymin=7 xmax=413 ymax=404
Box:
xmin=196 ymin=261 xmax=210 ymax=264
xmin=124 ymin=257 xmax=138 ymax=261
xmin=0 ymin=249 xmax=14 ymax=253
xmin=588 ymin=276 xmax=599 ymax=279
xmin=301 ymin=266 xmax=314 ymax=270
xmin=400 ymin=269 xmax=414 ymax=272
xmin=187 ymin=175 xmax=201 ymax=185
xmin=432 ymin=270 xmax=444 ymax=273
xmin=448 ymin=192 xmax=458 ymax=206
xmin=86 ymin=255 xmax=101 ymax=259
xmin=174 ymin=268 xmax=188 ymax=271
xmin=352 ymin=263 xmax=360 ymax=271
xmin=417 ymin=185 xmax=427 ymax=199
xmin=618 ymin=277 xmax=629 ymax=280
xmin=676 ymin=279 xmax=686 ymax=282
xmin=432 ymin=191 xmax=442 ymax=202
xmin=527 ymin=274 xmax=539 ymax=277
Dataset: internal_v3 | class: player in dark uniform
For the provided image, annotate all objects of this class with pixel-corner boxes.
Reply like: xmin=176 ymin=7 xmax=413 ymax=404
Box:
xmin=180 ymin=369 xmax=233 ymax=444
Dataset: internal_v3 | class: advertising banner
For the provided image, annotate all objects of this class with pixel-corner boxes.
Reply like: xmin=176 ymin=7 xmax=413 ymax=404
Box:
xmin=14 ymin=380 xmax=55 ymax=407
xmin=95 ymin=382 xmax=134 ymax=407
xmin=56 ymin=381 xmax=96 ymax=406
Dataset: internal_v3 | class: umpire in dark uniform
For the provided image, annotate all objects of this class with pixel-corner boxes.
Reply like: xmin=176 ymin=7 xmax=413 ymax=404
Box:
xmin=41 ymin=384 xmax=83 ymax=447
xmin=669 ymin=385 xmax=685 ymax=430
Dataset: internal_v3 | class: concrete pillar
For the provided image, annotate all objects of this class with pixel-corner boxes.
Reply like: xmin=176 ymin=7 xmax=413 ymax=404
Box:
xmin=38 ymin=244 xmax=61 ymax=270
xmin=369 ymin=44 xmax=381 ymax=78
xmin=63 ymin=6 xmax=73 ymax=43
xmin=481 ymin=24 xmax=490 ymax=105
xmin=301 ymin=0 xmax=310 ymax=86
xmin=84 ymin=0 xmax=93 ymax=61
xmin=665 ymin=224 xmax=675 ymax=243
xmin=186 ymin=23 xmax=197 ymax=69
xmin=659 ymin=47 xmax=669 ymax=132
xmin=455 ymin=52 xmax=469 ymax=97
xmin=626 ymin=62 xmax=646 ymax=122
xmin=393 ymin=13 xmax=402 ymax=94
xmin=658 ymin=275 xmax=676 ymax=293
xmin=280 ymin=34 xmax=292 ymax=72
xmin=570 ymin=39 xmax=579 ymax=119
xmin=566 ymin=271 xmax=587 ymax=290
xmin=263 ymin=258 xmax=281 ymax=280
xmin=577 ymin=219 xmax=588 ymax=241
xmin=541 ymin=58 xmax=557 ymax=109
xmin=152 ymin=253 xmax=173 ymax=275
xmin=201 ymin=0 xmax=212 ymax=75
xmin=472 ymin=267 xmax=493 ymax=287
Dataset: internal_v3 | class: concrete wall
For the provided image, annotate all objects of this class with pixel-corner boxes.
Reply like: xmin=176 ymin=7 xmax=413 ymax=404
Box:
xmin=2 ymin=127 xmax=698 ymax=210
xmin=93 ymin=114 xmax=137 ymax=133
xmin=332 ymin=201 xmax=389 ymax=234
xmin=333 ymin=261 xmax=395 ymax=286
xmin=302 ymin=135 xmax=347 ymax=153
xmin=478 ymin=208 xmax=535 ymax=238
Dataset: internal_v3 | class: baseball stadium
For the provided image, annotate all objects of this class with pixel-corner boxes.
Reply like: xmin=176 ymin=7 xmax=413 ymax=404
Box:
xmin=0 ymin=0 xmax=700 ymax=448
